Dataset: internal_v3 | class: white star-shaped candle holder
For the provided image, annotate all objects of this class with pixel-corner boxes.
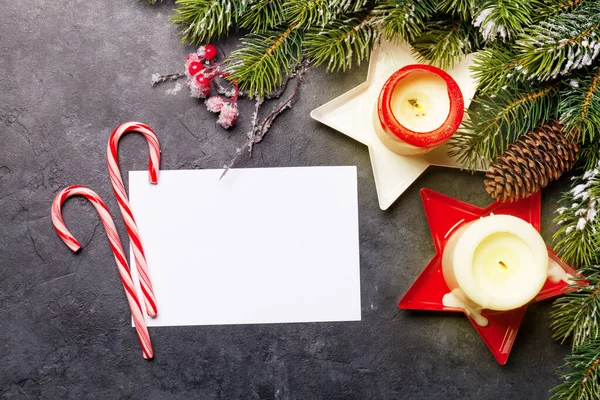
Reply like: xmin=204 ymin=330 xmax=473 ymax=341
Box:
xmin=311 ymin=40 xmax=483 ymax=210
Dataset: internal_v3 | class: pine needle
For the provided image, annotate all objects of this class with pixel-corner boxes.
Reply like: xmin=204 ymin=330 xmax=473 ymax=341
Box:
xmin=559 ymin=66 xmax=600 ymax=144
xmin=225 ymin=26 xmax=302 ymax=98
xmin=172 ymin=0 xmax=248 ymax=45
xmin=303 ymin=11 xmax=378 ymax=72
xmin=410 ymin=16 xmax=481 ymax=70
xmin=372 ymin=0 xmax=436 ymax=42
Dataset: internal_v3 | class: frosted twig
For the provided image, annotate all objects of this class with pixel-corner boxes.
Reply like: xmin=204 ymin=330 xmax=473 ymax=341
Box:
xmin=151 ymin=72 xmax=186 ymax=86
xmin=220 ymin=59 xmax=310 ymax=179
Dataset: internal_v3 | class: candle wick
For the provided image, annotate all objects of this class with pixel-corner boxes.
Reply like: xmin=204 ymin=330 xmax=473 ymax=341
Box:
xmin=408 ymin=98 xmax=423 ymax=111
xmin=498 ymin=261 xmax=508 ymax=270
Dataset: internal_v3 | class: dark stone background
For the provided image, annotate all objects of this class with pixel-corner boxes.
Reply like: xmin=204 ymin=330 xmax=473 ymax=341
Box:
xmin=0 ymin=1 xmax=571 ymax=399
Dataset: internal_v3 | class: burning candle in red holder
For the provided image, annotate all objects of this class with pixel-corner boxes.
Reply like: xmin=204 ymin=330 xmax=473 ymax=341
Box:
xmin=373 ymin=64 xmax=464 ymax=156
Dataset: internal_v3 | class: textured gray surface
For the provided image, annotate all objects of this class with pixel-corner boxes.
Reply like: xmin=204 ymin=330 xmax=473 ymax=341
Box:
xmin=0 ymin=1 xmax=571 ymax=399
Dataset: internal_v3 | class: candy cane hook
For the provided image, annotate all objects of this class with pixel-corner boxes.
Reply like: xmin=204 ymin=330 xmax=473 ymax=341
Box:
xmin=107 ymin=122 xmax=160 ymax=318
xmin=51 ymin=186 xmax=153 ymax=359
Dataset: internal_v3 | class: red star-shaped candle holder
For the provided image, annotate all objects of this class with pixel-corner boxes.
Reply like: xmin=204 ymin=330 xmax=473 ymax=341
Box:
xmin=399 ymin=189 xmax=577 ymax=365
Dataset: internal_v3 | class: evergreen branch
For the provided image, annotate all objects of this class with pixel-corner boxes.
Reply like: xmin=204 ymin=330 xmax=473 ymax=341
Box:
xmin=470 ymin=42 xmax=527 ymax=93
xmin=172 ymin=0 xmax=248 ymax=45
xmin=547 ymin=0 xmax=588 ymax=15
xmin=410 ymin=16 xmax=481 ymax=70
xmin=448 ymin=84 xmax=559 ymax=170
xmin=436 ymin=0 xmax=475 ymax=20
xmin=239 ymin=0 xmax=285 ymax=33
xmin=554 ymin=164 xmax=600 ymax=268
xmin=472 ymin=0 xmax=541 ymax=42
xmin=559 ymin=66 xmax=600 ymax=144
xmin=225 ymin=25 xmax=302 ymax=98
xmin=578 ymin=141 xmax=600 ymax=170
xmin=515 ymin=1 xmax=600 ymax=81
xmin=284 ymin=0 xmax=329 ymax=28
xmin=372 ymin=0 xmax=436 ymax=42
xmin=283 ymin=0 xmax=367 ymax=29
xmin=551 ymin=269 xmax=600 ymax=347
xmin=550 ymin=339 xmax=600 ymax=400
xmin=303 ymin=11 xmax=379 ymax=72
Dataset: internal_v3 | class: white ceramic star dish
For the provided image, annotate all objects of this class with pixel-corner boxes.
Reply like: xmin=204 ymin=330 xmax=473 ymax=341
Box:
xmin=311 ymin=40 xmax=485 ymax=210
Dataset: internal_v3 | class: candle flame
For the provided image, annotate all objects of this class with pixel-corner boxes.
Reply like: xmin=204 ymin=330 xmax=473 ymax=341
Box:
xmin=498 ymin=261 xmax=508 ymax=270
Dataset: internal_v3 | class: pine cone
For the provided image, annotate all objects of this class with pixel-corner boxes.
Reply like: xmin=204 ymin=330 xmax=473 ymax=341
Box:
xmin=484 ymin=119 xmax=579 ymax=201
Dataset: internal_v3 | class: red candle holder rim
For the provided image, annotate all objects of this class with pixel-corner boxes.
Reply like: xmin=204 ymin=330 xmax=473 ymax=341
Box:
xmin=377 ymin=64 xmax=464 ymax=148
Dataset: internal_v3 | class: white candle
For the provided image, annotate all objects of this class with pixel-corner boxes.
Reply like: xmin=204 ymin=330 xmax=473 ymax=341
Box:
xmin=390 ymin=71 xmax=450 ymax=133
xmin=442 ymin=215 xmax=548 ymax=326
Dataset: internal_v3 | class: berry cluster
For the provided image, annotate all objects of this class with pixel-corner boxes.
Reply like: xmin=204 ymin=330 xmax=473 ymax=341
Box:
xmin=185 ymin=44 xmax=239 ymax=129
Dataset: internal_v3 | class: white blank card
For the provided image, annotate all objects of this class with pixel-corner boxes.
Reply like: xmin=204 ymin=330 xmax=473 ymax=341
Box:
xmin=129 ymin=167 xmax=361 ymax=327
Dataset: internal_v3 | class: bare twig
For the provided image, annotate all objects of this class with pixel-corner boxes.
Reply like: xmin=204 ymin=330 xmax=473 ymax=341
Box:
xmin=220 ymin=59 xmax=311 ymax=179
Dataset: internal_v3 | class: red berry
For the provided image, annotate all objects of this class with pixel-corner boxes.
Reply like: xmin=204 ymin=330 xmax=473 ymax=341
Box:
xmin=195 ymin=74 xmax=212 ymax=88
xmin=204 ymin=44 xmax=217 ymax=61
xmin=187 ymin=61 xmax=203 ymax=77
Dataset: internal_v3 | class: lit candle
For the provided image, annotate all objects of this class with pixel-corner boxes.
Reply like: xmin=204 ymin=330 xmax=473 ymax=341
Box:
xmin=441 ymin=214 xmax=549 ymax=327
xmin=374 ymin=64 xmax=464 ymax=156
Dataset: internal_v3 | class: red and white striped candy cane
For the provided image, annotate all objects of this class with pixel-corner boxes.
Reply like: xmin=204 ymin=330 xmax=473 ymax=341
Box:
xmin=51 ymin=185 xmax=154 ymax=360
xmin=107 ymin=122 xmax=160 ymax=318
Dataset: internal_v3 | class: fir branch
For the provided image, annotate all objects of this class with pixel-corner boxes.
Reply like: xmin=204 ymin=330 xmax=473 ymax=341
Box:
xmin=410 ymin=16 xmax=481 ymax=70
xmin=239 ymin=0 xmax=285 ymax=33
xmin=436 ymin=0 xmax=475 ymax=20
xmin=554 ymin=164 xmax=600 ymax=268
xmin=547 ymin=0 xmax=588 ymax=15
xmin=372 ymin=0 xmax=436 ymax=42
xmin=515 ymin=1 xmax=600 ymax=81
xmin=559 ymin=66 xmax=600 ymax=144
xmin=578 ymin=141 xmax=600 ymax=171
xmin=470 ymin=43 xmax=527 ymax=94
xmin=550 ymin=338 xmax=600 ymax=400
xmin=283 ymin=0 xmax=367 ymax=29
xmin=448 ymin=84 xmax=559 ymax=170
xmin=172 ymin=0 xmax=248 ymax=45
xmin=551 ymin=269 xmax=600 ymax=347
xmin=472 ymin=0 xmax=541 ymax=42
xmin=225 ymin=25 xmax=303 ymax=98
xmin=283 ymin=0 xmax=329 ymax=28
xmin=303 ymin=11 xmax=379 ymax=72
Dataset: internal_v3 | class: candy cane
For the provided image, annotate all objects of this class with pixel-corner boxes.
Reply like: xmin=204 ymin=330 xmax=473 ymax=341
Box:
xmin=51 ymin=186 xmax=153 ymax=360
xmin=107 ymin=122 xmax=160 ymax=318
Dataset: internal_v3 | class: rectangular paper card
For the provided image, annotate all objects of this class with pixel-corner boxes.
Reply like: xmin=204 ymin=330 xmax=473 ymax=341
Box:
xmin=129 ymin=167 xmax=361 ymax=327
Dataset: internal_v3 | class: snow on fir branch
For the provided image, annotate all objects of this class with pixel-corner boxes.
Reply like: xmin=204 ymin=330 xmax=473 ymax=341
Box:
xmin=472 ymin=0 xmax=542 ymax=42
xmin=550 ymin=338 xmax=600 ymax=400
xmin=551 ymin=269 xmax=600 ymax=349
xmin=516 ymin=1 xmax=600 ymax=81
xmin=559 ymin=66 xmax=600 ymax=145
xmin=373 ymin=0 xmax=436 ymax=42
xmin=554 ymin=163 xmax=600 ymax=268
